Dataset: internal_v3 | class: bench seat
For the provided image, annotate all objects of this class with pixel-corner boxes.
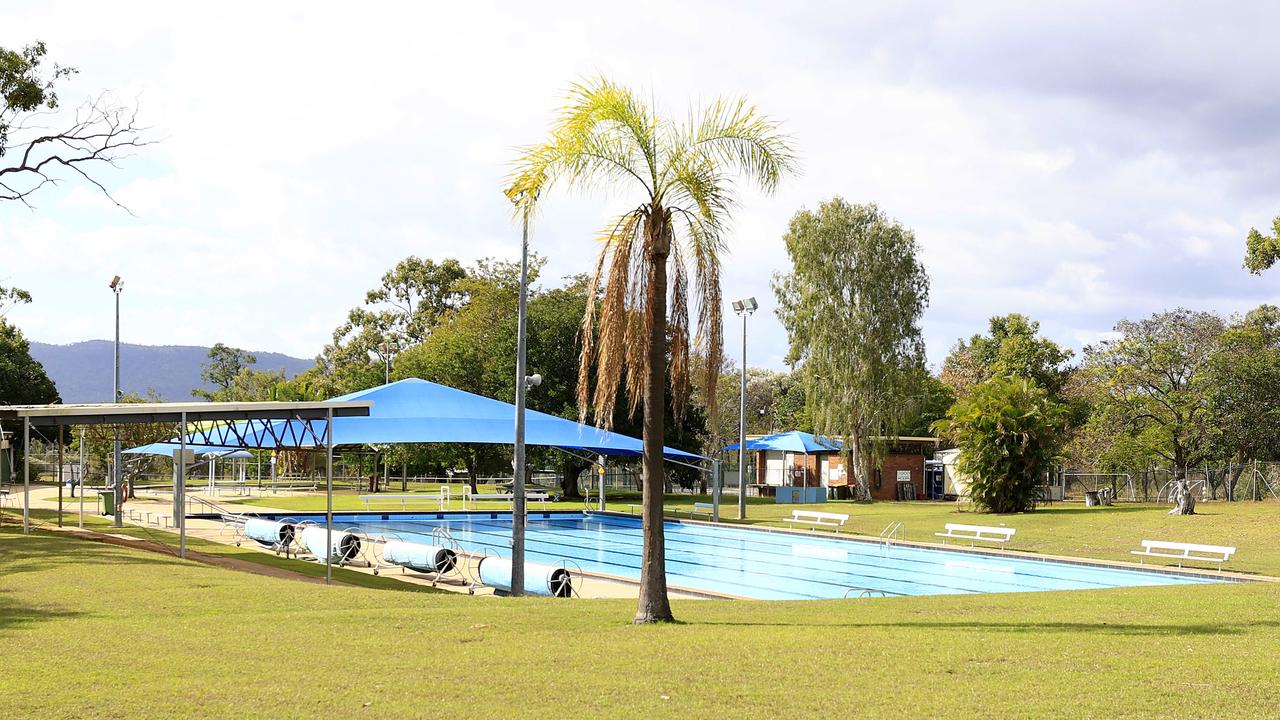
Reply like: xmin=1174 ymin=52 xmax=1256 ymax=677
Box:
xmin=689 ymin=502 xmax=715 ymax=518
xmin=1130 ymin=540 xmax=1234 ymax=570
xmin=935 ymin=523 xmax=1015 ymax=547
xmin=782 ymin=510 xmax=849 ymax=532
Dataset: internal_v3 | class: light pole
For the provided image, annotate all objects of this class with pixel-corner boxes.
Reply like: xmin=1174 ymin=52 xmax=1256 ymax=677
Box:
xmin=378 ymin=340 xmax=398 ymax=385
xmin=377 ymin=340 xmax=398 ymax=494
xmin=511 ymin=212 xmax=532 ymax=596
xmin=731 ymin=297 xmax=757 ymax=520
xmin=109 ymin=275 xmax=123 ymax=528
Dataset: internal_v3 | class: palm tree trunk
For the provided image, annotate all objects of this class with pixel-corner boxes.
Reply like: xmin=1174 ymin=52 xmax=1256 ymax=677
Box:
xmin=636 ymin=217 xmax=675 ymax=624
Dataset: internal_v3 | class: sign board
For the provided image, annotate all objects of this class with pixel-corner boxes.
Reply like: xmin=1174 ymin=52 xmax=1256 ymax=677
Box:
xmin=896 ymin=469 xmax=911 ymax=483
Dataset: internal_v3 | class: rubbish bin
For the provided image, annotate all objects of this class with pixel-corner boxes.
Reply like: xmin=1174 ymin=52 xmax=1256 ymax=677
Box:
xmin=99 ymin=490 xmax=115 ymax=516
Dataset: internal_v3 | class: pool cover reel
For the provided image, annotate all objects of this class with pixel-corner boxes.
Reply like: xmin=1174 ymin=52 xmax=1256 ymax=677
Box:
xmin=300 ymin=526 xmax=362 ymax=563
xmin=243 ymin=518 xmax=295 ymax=548
xmin=477 ymin=556 xmax=573 ymax=597
xmin=382 ymin=540 xmax=458 ymax=574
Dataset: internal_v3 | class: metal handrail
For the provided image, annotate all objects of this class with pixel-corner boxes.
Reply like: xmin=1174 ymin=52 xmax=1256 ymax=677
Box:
xmin=843 ymin=587 xmax=889 ymax=599
xmin=878 ymin=521 xmax=905 ymax=547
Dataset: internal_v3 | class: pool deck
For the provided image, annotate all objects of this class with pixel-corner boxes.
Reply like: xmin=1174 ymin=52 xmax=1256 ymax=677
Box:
xmin=8 ymin=486 xmax=707 ymax=599
xmin=9 ymin=486 xmax=1274 ymax=594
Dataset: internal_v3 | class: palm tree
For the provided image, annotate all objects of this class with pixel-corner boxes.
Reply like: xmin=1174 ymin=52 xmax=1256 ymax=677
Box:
xmin=507 ymin=77 xmax=795 ymax=623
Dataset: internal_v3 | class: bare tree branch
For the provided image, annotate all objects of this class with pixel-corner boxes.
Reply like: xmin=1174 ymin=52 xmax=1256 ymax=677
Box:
xmin=0 ymin=93 xmax=156 ymax=211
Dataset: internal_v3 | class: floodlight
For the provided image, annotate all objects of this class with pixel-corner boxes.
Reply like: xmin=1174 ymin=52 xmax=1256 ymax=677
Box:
xmin=732 ymin=297 xmax=758 ymax=314
xmin=109 ymin=275 xmax=121 ymax=289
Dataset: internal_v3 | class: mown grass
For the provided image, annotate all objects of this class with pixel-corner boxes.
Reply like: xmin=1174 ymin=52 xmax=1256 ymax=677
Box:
xmin=3 ymin=507 xmax=439 ymax=593
xmin=229 ymin=488 xmax=1280 ymax=576
xmin=2 ymin=527 xmax=1278 ymax=719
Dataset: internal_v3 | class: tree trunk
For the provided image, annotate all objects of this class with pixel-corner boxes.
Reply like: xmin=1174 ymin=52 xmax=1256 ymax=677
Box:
xmin=635 ymin=214 xmax=674 ymax=624
xmin=848 ymin=433 xmax=871 ymax=501
xmin=560 ymin=457 xmax=586 ymax=500
xmin=466 ymin=446 xmax=478 ymax=495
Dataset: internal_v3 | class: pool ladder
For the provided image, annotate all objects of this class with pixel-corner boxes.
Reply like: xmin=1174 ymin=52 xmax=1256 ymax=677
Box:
xmin=878 ymin=521 xmax=905 ymax=549
xmin=843 ymin=587 xmax=889 ymax=599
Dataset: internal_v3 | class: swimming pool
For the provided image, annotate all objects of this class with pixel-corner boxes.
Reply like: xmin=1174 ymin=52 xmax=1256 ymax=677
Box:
xmin=266 ymin=511 xmax=1223 ymax=600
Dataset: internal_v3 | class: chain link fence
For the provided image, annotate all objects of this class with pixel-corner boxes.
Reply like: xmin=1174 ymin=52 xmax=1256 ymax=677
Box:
xmin=1059 ymin=462 xmax=1280 ymax=502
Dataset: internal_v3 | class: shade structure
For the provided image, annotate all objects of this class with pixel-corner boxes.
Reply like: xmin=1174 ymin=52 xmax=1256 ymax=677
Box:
xmin=127 ymin=378 xmax=705 ymax=462
xmin=124 ymin=443 xmax=252 ymax=458
xmin=722 ymin=430 xmax=839 ymax=454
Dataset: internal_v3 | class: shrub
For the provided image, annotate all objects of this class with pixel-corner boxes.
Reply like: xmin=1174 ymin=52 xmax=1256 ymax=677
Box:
xmin=933 ymin=376 xmax=1068 ymax=513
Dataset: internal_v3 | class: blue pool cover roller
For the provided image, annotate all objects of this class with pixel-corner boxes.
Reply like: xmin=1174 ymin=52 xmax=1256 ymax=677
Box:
xmin=300 ymin=526 xmax=362 ymax=563
xmin=244 ymin=518 xmax=295 ymax=548
xmin=478 ymin=556 xmax=573 ymax=597
xmin=382 ymin=540 xmax=457 ymax=574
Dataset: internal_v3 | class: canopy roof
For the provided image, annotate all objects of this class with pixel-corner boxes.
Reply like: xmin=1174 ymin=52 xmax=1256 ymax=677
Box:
xmin=722 ymin=430 xmax=840 ymax=454
xmin=127 ymin=378 xmax=704 ymax=461
xmin=0 ymin=400 xmax=370 ymax=427
xmin=124 ymin=443 xmax=253 ymax=459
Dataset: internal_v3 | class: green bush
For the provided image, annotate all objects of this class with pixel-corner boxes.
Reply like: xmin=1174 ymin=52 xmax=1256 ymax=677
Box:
xmin=934 ymin=376 xmax=1067 ymax=513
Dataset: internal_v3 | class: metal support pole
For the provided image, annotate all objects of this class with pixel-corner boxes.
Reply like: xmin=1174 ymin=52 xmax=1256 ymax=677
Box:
xmin=738 ymin=312 xmax=748 ymax=520
xmin=113 ymin=283 xmax=123 ymax=527
xmin=22 ymin=416 xmax=30 ymax=534
xmin=711 ymin=459 xmax=722 ymax=522
xmin=596 ymin=454 xmax=606 ymax=512
xmin=57 ymin=425 xmax=64 ymax=527
xmin=511 ymin=213 xmax=531 ymax=597
xmin=325 ymin=409 xmax=334 ymax=584
xmin=78 ymin=427 xmax=85 ymax=528
xmin=178 ymin=412 xmax=187 ymax=559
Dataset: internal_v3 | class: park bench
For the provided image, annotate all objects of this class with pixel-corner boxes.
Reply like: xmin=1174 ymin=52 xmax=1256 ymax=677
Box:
xmin=781 ymin=510 xmax=849 ymax=533
xmin=688 ymin=502 xmax=715 ymax=519
xmin=1130 ymin=540 xmax=1235 ymax=570
xmin=935 ymin=523 xmax=1016 ymax=548
xmin=360 ymin=494 xmax=442 ymax=511
xmin=460 ymin=490 xmax=548 ymax=510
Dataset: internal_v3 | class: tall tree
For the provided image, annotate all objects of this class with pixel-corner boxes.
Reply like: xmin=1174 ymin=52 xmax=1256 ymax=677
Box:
xmin=1083 ymin=309 xmax=1224 ymax=474
xmin=507 ymin=77 xmax=796 ymax=624
xmin=1243 ymin=215 xmax=1280 ymax=274
xmin=941 ymin=314 xmax=1073 ymax=399
xmin=1206 ymin=305 xmax=1280 ymax=462
xmin=193 ymin=343 xmax=257 ymax=400
xmin=1 ymin=41 xmax=151 ymax=208
xmin=315 ymin=257 xmax=467 ymax=395
xmin=773 ymin=198 xmax=929 ymax=498
xmin=0 ymin=319 xmax=59 ymax=406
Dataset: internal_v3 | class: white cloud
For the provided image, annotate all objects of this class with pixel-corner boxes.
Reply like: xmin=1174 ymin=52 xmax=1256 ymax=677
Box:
xmin=2 ymin=0 xmax=1280 ymax=373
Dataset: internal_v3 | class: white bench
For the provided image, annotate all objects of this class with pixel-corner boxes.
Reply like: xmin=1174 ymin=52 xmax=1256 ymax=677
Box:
xmin=689 ymin=502 xmax=715 ymax=519
xmin=781 ymin=510 xmax=849 ymax=532
xmin=360 ymin=494 xmax=440 ymax=510
xmin=460 ymin=491 xmax=548 ymax=510
xmin=935 ymin=523 xmax=1016 ymax=548
xmin=1130 ymin=540 xmax=1235 ymax=570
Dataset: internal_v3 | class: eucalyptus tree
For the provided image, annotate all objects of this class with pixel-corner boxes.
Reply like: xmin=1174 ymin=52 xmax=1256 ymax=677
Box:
xmin=940 ymin=314 xmax=1074 ymax=400
xmin=507 ymin=77 xmax=796 ymax=623
xmin=1083 ymin=309 xmax=1224 ymax=474
xmin=773 ymin=198 xmax=929 ymax=498
xmin=1244 ymin=215 xmax=1280 ymax=274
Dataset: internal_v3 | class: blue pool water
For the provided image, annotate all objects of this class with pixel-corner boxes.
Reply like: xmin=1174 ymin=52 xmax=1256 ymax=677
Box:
xmin=271 ymin=511 xmax=1221 ymax=600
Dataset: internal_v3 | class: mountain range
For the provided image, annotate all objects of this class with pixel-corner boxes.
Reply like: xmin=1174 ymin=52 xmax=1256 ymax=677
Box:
xmin=28 ymin=340 xmax=314 ymax=404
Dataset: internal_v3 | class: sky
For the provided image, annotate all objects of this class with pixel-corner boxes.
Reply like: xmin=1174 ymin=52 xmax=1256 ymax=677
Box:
xmin=2 ymin=1 xmax=1278 ymax=372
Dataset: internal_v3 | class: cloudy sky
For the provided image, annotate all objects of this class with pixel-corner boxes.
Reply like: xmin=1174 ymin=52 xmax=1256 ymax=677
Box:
xmin=2 ymin=1 xmax=1278 ymax=372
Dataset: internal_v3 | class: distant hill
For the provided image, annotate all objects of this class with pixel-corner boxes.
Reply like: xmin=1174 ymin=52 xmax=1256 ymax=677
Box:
xmin=28 ymin=340 xmax=314 ymax=403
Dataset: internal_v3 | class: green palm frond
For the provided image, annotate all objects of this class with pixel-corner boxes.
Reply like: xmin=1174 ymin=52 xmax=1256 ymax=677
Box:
xmin=508 ymin=77 xmax=797 ymax=428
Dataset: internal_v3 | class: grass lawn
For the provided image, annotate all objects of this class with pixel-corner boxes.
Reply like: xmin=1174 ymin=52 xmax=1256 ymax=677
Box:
xmin=4 ymin=506 xmax=439 ymax=593
xmin=2 ymin=525 xmax=1278 ymax=719
xmin=228 ymin=488 xmax=1280 ymax=576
